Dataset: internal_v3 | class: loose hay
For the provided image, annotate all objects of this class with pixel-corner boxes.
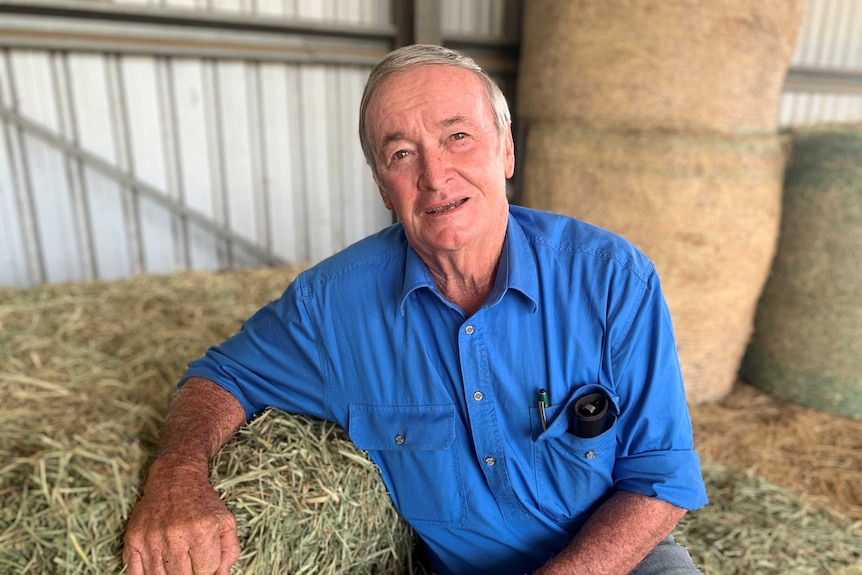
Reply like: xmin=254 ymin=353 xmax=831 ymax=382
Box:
xmin=0 ymin=268 xmax=414 ymax=573
xmin=2 ymin=269 xmax=861 ymax=573
xmin=210 ymin=409 xmax=413 ymax=574
xmin=691 ymin=382 xmax=862 ymax=524
xmin=676 ymin=465 xmax=862 ymax=575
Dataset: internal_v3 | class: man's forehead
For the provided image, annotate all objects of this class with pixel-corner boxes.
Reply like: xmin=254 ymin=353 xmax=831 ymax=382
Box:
xmin=371 ymin=65 xmax=484 ymax=107
xmin=368 ymin=65 xmax=488 ymax=130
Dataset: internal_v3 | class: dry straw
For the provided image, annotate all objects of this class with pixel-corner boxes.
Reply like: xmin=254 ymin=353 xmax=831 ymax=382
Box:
xmin=519 ymin=123 xmax=788 ymax=403
xmin=742 ymin=124 xmax=862 ymax=417
xmin=690 ymin=382 xmax=862 ymax=525
xmin=2 ymin=269 xmax=860 ymax=573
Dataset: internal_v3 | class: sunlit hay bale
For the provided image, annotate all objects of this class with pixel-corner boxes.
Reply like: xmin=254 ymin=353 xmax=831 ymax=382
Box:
xmin=517 ymin=0 xmax=805 ymax=134
xmin=519 ymin=124 xmax=788 ymax=403
xmin=675 ymin=465 xmax=862 ymax=575
xmin=211 ymin=409 xmax=414 ymax=574
xmin=742 ymin=124 xmax=862 ymax=418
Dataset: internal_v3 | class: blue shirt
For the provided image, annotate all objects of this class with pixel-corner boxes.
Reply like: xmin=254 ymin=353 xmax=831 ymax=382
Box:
xmin=183 ymin=205 xmax=708 ymax=575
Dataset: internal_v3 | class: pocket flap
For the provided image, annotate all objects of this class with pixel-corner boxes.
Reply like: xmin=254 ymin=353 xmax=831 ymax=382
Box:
xmin=348 ymin=404 xmax=455 ymax=451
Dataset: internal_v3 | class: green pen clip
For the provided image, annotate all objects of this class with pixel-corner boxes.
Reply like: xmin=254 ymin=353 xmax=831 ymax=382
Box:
xmin=538 ymin=388 xmax=550 ymax=430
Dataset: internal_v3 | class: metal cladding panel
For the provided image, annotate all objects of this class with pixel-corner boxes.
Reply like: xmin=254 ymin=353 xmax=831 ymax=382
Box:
xmin=792 ymin=0 xmax=862 ymax=70
xmin=780 ymin=0 xmax=862 ymax=126
xmin=442 ymin=0 xmax=508 ymax=36
xmin=109 ymin=0 xmax=391 ymax=24
xmin=0 ymin=45 xmax=390 ymax=288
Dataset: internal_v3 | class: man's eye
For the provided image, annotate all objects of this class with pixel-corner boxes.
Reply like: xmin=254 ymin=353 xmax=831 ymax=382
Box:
xmin=393 ymin=150 xmax=409 ymax=160
xmin=452 ymin=132 xmax=467 ymax=140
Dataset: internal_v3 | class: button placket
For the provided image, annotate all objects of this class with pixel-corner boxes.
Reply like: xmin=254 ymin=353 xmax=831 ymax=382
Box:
xmin=457 ymin=315 xmax=525 ymax=520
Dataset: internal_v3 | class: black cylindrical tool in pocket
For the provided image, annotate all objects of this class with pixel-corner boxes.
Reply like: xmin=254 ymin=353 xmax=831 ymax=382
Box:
xmin=573 ymin=392 xmax=611 ymax=438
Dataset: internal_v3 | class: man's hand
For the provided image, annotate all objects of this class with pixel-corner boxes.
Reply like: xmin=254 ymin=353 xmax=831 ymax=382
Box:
xmin=122 ymin=378 xmax=246 ymax=575
xmin=123 ymin=458 xmax=240 ymax=575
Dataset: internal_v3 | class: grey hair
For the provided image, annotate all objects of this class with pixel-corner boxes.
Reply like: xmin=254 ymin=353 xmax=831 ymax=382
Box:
xmin=358 ymin=44 xmax=512 ymax=176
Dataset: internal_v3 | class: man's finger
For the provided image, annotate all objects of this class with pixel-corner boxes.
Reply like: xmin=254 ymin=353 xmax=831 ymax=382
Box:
xmin=143 ymin=552 xmax=171 ymax=575
xmin=187 ymin=515 xmax=237 ymax=575
xmin=214 ymin=520 xmax=241 ymax=575
xmin=122 ymin=547 xmax=145 ymax=575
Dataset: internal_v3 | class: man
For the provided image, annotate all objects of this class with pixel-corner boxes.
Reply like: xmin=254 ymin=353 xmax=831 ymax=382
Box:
xmin=123 ymin=44 xmax=708 ymax=575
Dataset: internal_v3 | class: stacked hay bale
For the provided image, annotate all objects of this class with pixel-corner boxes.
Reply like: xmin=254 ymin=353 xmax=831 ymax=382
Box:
xmin=517 ymin=0 xmax=806 ymax=403
xmin=0 ymin=270 xmax=414 ymax=573
xmin=741 ymin=125 xmax=862 ymax=418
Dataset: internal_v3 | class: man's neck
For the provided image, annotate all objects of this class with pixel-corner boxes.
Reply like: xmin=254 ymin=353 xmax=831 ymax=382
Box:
xmin=420 ymin=234 xmax=505 ymax=317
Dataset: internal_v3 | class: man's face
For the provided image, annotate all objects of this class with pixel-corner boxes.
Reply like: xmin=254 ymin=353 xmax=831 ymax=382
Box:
xmin=365 ymin=65 xmax=515 ymax=261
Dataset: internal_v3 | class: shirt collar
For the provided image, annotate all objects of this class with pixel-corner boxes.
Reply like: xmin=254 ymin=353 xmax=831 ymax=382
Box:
xmin=398 ymin=210 xmax=539 ymax=315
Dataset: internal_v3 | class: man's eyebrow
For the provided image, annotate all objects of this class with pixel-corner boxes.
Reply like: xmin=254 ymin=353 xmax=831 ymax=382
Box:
xmin=380 ymin=132 xmax=406 ymax=149
xmin=379 ymin=116 xmax=471 ymax=150
xmin=440 ymin=115 xmax=469 ymax=128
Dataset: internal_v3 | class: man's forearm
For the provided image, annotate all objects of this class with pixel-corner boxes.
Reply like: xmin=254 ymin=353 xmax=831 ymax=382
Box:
xmin=153 ymin=377 xmax=247 ymax=472
xmin=535 ymin=491 xmax=686 ymax=575
xmin=124 ymin=377 xmax=247 ymax=574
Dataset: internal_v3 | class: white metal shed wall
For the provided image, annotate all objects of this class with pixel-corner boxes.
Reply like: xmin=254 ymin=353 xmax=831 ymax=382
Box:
xmin=0 ymin=0 xmax=519 ymax=288
xmin=1 ymin=51 xmax=387 ymax=284
xmin=781 ymin=0 xmax=862 ymax=125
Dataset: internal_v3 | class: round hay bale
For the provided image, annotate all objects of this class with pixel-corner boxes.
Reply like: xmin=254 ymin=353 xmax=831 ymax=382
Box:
xmin=517 ymin=0 xmax=805 ymax=134
xmin=742 ymin=125 xmax=862 ymax=418
xmin=519 ymin=122 xmax=788 ymax=403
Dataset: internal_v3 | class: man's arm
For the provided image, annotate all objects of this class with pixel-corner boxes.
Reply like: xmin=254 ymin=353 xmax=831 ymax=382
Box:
xmin=123 ymin=377 xmax=247 ymax=575
xmin=534 ymin=491 xmax=686 ymax=575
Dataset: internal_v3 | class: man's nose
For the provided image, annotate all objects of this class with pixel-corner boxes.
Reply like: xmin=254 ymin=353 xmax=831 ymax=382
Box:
xmin=418 ymin=149 xmax=450 ymax=190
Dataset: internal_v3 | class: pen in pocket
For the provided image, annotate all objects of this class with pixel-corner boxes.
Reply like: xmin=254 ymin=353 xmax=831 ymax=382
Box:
xmin=537 ymin=388 xmax=550 ymax=430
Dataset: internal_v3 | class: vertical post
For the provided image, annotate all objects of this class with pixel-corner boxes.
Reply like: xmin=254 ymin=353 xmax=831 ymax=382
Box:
xmin=414 ymin=0 xmax=442 ymax=45
xmin=393 ymin=0 xmax=442 ymax=48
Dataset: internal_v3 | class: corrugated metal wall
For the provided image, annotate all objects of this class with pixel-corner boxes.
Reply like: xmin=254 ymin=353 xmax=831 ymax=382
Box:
xmin=781 ymin=0 xmax=862 ymax=125
xmin=0 ymin=0 xmax=520 ymax=288
xmin=1 ymin=0 xmax=859 ymax=288
xmin=0 ymin=0 xmax=396 ymax=287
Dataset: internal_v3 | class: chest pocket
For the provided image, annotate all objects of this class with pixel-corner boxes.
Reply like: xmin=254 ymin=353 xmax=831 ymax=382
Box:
xmin=531 ymin=384 xmax=619 ymax=524
xmin=348 ymin=404 xmax=467 ymax=526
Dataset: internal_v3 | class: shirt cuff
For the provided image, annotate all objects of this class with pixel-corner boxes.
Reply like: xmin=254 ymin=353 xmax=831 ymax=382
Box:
xmin=613 ymin=450 xmax=709 ymax=511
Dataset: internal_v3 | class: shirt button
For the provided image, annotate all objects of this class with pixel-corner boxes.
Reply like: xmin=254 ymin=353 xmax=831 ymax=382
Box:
xmin=484 ymin=456 xmax=496 ymax=466
xmin=465 ymin=325 xmax=475 ymax=335
xmin=473 ymin=391 xmax=484 ymax=401
xmin=394 ymin=435 xmax=405 ymax=445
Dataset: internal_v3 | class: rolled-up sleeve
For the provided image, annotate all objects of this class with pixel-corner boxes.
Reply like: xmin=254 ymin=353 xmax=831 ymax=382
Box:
xmin=610 ymin=268 xmax=709 ymax=511
xmin=180 ymin=274 xmax=330 ymax=423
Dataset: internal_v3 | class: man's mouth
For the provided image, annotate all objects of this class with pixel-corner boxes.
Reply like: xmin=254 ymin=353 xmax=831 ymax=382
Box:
xmin=426 ymin=198 xmax=468 ymax=215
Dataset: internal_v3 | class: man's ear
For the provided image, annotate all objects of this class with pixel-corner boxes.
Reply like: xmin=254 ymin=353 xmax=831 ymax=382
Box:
xmin=379 ymin=186 xmax=394 ymax=211
xmin=503 ymin=126 xmax=515 ymax=179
